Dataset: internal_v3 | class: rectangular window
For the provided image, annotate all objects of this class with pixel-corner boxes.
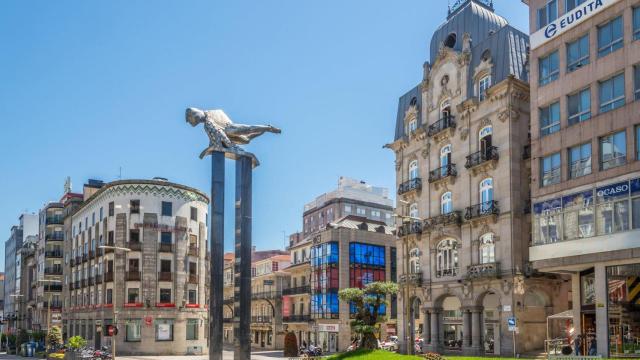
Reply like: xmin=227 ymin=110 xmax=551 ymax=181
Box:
xmin=108 ymin=231 xmax=114 ymax=245
xmin=596 ymin=185 xmax=629 ymax=235
xmin=541 ymin=153 xmax=561 ymax=187
xmin=634 ymin=65 xmax=640 ymax=101
xmin=539 ymin=51 xmax=559 ymax=86
xmin=127 ymin=288 xmax=139 ymax=304
xmin=160 ymin=259 xmax=172 ymax=273
xmin=155 ymin=319 xmax=174 ymax=341
xmin=108 ymin=202 xmax=114 ymax=217
xmin=600 ymin=131 xmax=627 ymax=170
xmin=568 ymin=88 xmax=591 ymax=125
xmin=600 ymin=73 xmax=625 ymax=113
xmin=159 ymin=288 xmax=172 ymax=303
xmin=345 ymin=205 xmax=352 ymax=213
xmin=634 ymin=7 xmax=640 ymax=40
xmin=565 ymin=0 xmax=586 ymax=12
xmin=99 ymin=207 xmax=103 ymax=221
xmin=478 ymin=75 xmax=491 ymax=101
xmin=130 ymin=200 xmax=140 ymax=214
xmin=186 ymin=319 xmax=199 ymax=340
xmin=125 ymin=319 xmax=141 ymax=342
xmin=540 ymin=101 xmax=561 ymax=136
xmin=106 ymin=288 xmax=113 ymax=304
xmin=190 ymin=207 xmax=197 ymax=221
xmin=188 ymin=290 xmax=197 ymax=304
xmin=537 ymin=0 xmax=557 ymax=30
xmin=598 ymin=16 xmax=623 ymax=57
xmin=636 ymin=126 xmax=640 ymax=160
xmin=161 ymin=201 xmax=172 ymax=217
xmin=567 ymin=34 xmax=589 ymax=72
xmin=129 ymin=229 xmax=140 ymax=243
xmin=356 ymin=207 xmax=365 ymax=216
xmin=161 ymin=232 xmax=172 ymax=244
xmin=569 ymin=143 xmax=592 ymax=179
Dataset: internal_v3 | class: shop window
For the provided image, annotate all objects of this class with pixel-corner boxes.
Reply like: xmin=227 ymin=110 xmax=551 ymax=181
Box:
xmin=607 ymin=264 xmax=640 ymax=357
xmin=596 ymin=181 xmax=630 ymax=235
xmin=155 ymin=319 xmax=174 ymax=341
xmin=562 ymin=190 xmax=595 ymax=241
xmin=125 ymin=319 xmax=142 ymax=342
xmin=186 ymin=319 xmax=199 ymax=340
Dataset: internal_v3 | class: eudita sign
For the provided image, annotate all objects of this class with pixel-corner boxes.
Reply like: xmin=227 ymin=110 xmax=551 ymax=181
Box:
xmin=531 ymin=0 xmax=620 ymax=49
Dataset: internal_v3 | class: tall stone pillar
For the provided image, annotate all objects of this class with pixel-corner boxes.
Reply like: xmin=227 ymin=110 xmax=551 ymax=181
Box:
xmin=422 ymin=309 xmax=430 ymax=347
xmin=594 ymin=264 xmax=608 ymax=357
xmin=471 ymin=308 xmax=482 ymax=354
xmin=462 ymin=309 xmax=472 ymax=353
xmin=209 ymin=152 xmax=225 ymax=360
xmin=427 ymin=308 xmax=442 ymax=353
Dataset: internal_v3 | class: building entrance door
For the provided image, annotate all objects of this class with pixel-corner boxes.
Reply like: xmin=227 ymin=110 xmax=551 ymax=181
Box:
xmin=328 ymin=332 xmax=338 ymax=353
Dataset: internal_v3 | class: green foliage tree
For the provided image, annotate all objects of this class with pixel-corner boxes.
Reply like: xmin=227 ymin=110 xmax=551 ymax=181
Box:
xmin=16 ymin=329 xmax=29 ymax=348
xmin=283 ymin=331 xmax=298 ymax=357
xmin=67 ymin=336 xmax=87 ymax=350
xmin=47 ymin=326 xmax=63 ymax=350
xmin=338 ymin=281 xmax=399 ymax=350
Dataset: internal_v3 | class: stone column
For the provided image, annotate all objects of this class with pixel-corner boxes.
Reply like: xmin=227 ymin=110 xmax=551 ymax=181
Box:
xmin=462 ymin=309 xmax=472 ymax=353
xmin=427 ymin=308 xmax=442 ymax=353
xmin=594 ymin=264 xmax=608 ymax=357
xmin=422 ymin=309 xmax=430 ymax=346
xmin=471 ymin=308 xmax=482 ymax=354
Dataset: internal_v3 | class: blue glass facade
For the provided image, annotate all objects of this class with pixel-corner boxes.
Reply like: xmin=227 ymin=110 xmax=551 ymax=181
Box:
xmin=311 ymin=242 xmax=340 ymax=319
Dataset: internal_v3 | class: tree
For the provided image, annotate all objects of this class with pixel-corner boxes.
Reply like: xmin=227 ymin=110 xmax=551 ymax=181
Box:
xmin=47 ymin=326 xmax=63 ymax=350
xmin=283 ymin=331 xmax=298 ymax=357
xmin=67 ymin=336 xmax=86 ymax=350
xmin=338 ymin=281 xmax=398 ymax=350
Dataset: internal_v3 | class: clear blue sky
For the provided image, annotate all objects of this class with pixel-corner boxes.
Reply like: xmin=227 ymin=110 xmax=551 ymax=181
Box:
xmin=0 ymin=0 xmax=528 ymax=269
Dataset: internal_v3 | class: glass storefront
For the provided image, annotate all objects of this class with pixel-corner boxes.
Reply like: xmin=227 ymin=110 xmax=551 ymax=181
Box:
xmin=608 ymin=264 xmax=640 ymax=358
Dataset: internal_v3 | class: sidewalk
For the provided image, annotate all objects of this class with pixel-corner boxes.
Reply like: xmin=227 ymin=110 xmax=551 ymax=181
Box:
xmin=0 ymin=350 xmax=285 ymax=360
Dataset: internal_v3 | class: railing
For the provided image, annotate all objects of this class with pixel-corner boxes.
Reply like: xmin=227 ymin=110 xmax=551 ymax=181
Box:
xmin=88 ymin=277 xmax=95 ymax=286
xmin=95 ymin=275 xmax=103 ymax=284
xmin=283 ymin=285 xmax=311 ymax=296
xmin=429 ymin=164 xmax=457 ymax=183
xmin=467 ymin=262 xmax=500 ymax=280
xmin=398 ymin=178 xmax=422 ymax=195
xmin=159 ymin=243 xmax=173 ymax=253
xmin=251 ymin=316 xmax=272 ymax=324
xmin=69 ymin=282 xmax=75 ymax=290
xmin=223 ymin=298 xmax=234 ymax=305
xmin=399 ymin=273 xmax=423 ymax=286
xmin=465 ymin=201 xmax=500 ymax=220
xmin=81 ymin=279 xmax=87 ymax=287
xmin=82 ymin=254 xmax=88 ymax=263
xmin=188 ymin=245 xmax=199 ymax=257
xmin=424 ymin=211 xmax=461 ymax=230
xmin=128 ymin=241 xmax=142 ymax=251
xmin=44 ymin=284 xmax=63 ymax=292
xmin=436 ymin=268 xmax=458 ymax=278
xmin=283 ymin=315 xmax=311 ymax=323
xmin=397 ymin=221 xmax=422 ymax=237
xmin=75 ymin=256 xmax=81 ymax=264
xmin=126 ymin=271 xmax=141 ymax=281
xmin=74 ymin=281 xmax=80 ymax=289
xmin=158 ymin=271 xmax=173 ymax=282
xmin=45 ymin=251 xmax=63 ymax=258
xmin=188 ymin=274 xmax=198 ymax=284
xmin=103 ymin=272 xmax=114 ymax=282
xmin=70 ymin=258 xmax=76 ymax=267
xmin=252 ymin=291 xmax=280 ymax=300
xmin=223 ymin=317 xmax=233 ymax=323
xmin=427 ymin=115 xmax=456 ymax=137
xmin=43 ymin=301 xmax=63 ymax=310
xmin=44 ymin=268 xmax=63 ymax=275
xmin=465 ymin=146 xmax=499 ymax=169
xmin=45 ymin=233 xmax=64 ymax=241
xmin=46 ymin=216 xmax=64 ymax=225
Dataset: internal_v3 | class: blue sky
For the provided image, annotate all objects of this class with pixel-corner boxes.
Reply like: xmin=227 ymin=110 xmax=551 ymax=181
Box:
xmin=0 ymin=0 xmax=529 ymax=269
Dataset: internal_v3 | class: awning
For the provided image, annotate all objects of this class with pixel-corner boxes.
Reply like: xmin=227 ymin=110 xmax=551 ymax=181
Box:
xmin=547 ymin=310 xmax=574 ymax=320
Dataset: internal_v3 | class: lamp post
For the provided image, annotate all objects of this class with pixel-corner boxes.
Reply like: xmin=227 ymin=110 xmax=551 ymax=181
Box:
xmin=9 ymin=294 xmax=24 ymax=354
xmin=99 ymin=245 xmax=131 ymax=360
xmin=39 ymin=279 xmax=62 ymax=351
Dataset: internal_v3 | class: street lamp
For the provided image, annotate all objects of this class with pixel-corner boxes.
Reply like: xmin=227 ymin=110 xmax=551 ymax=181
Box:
xmin=99 ymin=245 xmax=130 ymax=360
xmin=39 ymin=279 xmax=62 ymax=351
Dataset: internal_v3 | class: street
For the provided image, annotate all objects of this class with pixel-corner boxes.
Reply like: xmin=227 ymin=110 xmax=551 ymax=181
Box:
xmin=0 ymin=351 xmax=286 ymax=360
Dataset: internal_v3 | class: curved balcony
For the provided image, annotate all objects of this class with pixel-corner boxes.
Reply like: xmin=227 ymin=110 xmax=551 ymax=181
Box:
xmin=423 ymin=211 xmax=462 ymax=232
xmin=398 ymin=178 xmax=422 ymax=195
xmin=467 ymin=262 xmax=501 ymax=280
xmin=427 ymin=115 xmax=456 ymax=138
xmin=429 ymin=164 xmax=457 ymax=184
xmin=45 ymin=233 xmax=64 ymax=242
xmin=465 ymin=146 xmax=499 ymax=171
xmin=397 ymin=221 xmax=422 ymax=237
xmin=465 ymin=201 xmax=499 ymax=222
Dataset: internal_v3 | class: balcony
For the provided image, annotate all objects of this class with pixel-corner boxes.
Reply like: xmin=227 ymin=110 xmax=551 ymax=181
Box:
xmin=158 ymin=271 xmax=173 ymax=282
xmin=126 ymin=271 xmax=141 ymax=281
xmin=43 ymin=301 xmax=63 ymax=310
xmin=398 ymin=178 xmax=422 ymax=195
xmin=44 ymin=284 xmax=62 ymax=292
xmin=128 ymin=241 xmax=142 ymax=251
xmin=88 ymin=277 xmax=95 ymax=286
xmin=95 ymin=275 xmax=103 ymax=284
xmin=427 ymin=115 xmax=456 ymax=139
xmin=159 ymin=243 xmax=173 ymax=253
xmin=104 ymin=243 xmax=115 ymax=254
xmin=89 ymin=250 xmax=95 ymax=260
xmin=45 ymin=251 xmax=63 ymax=259
xmin=45 ymin=233 xmax=64 ymax=242
xmin=465 ymin=201 xmax=500 ymax=224
xmin=467 ymin=262 xmax=501 ymax=280
xmin=399 ymin=272 xmax=423 ymax=287
xmin=283 ymin=315 xmax=311 ymax=323
xmin=465 ymin=146 xmax=499 ymax=174
xmin=82 ymin=254 xmax=88 ymax=263
xmin=435 ymin=268 xmax=458 ymax=278
xmin=81 ymin=279 xmax=87 ymax=287
xmin=283 ymin=285 xmax=311 ymax=296
xmin=46 ymin=216 xmax=64 ymax=225
xmin=423 ymin=211 xmax=462 ymax=232
xmin=188 ymin=245 xmax=199 ymax=257
xmin=74 ymin=280 xmax=80 ymax=289
xmin=252 ymin=291 xmax=279 ymax=300
xmin=397 ymin=221 xmax=422 ymax=237
xmin=44 ymin=268 xmax=63 ymax=276
xmin=69 ymin=282 xmax=74 ymax=290
xmin=223 ymin=317 xmax=233 ymax=323
xmin=103 ymin=272 xmax=114 ymax=282
xmin=429 ymin=164 xmax=457 ymax=185
xmin=188 ymin=274 xmax=198 ymax=284
xmin=251 ymin=316 xmax=272 ymax=324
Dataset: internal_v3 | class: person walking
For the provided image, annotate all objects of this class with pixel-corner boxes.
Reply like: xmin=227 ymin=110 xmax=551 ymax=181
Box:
xmin=574 ymin=334 xmax=582 ymax=356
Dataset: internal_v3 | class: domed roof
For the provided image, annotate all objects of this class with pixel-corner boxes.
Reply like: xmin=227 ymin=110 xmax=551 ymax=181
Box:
xmin=429 ymin=0 xmax=508 ymax=62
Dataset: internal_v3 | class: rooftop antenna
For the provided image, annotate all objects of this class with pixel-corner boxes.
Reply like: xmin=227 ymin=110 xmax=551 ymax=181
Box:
xmin=64 ymin=176 xmax=72 ymax=194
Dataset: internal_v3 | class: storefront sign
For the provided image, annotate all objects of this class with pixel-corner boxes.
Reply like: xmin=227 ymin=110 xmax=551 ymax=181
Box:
xmin=531 ymin=0 xmax=620 ymax=49
xmin=534 ymin=178 xmax=639 ymax=212
xmin=317 ymin=324 xmax=339 ymax=332
xmin=185 ymin=303 xmax=200 ymax=308
xmin=596 ymin=181 xmax=629 ymax=202
xmin=157 ymin=323 xmax=171 ymax=340
xmin=133 ymin=223 xmax=187 ymax=233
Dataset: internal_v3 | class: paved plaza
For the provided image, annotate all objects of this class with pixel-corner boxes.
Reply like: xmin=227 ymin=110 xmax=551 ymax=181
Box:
xmin=0 ymin=350 xmax=286 ymax=360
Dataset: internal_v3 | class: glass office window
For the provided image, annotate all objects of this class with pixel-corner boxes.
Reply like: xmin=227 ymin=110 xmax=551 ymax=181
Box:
xmin=537 ymin=0 xmax=558 ymax=29
xmin=568 ymin=88 xmax=591 ymax=125
xmin=541 ymin=102 xmax=561 ymax=136
xmin=539 ymin=51 xmax=560 ymax=86
xmin=634 ymin=66 xmax=640 ymax=101
xmin=569 ymin=143 xmax=592 ymax=179
xmin=541 ymin=153 xmax=561 ymax=187
xmin=598 ymin=16 xmax=623 ymax=57
xmin=600 ymin=73 xmax=625 ymax=113
xmin=600 ymin=131 xmax=627 ymax=170
xmin=566 ymin=0 xmax=587 ymax=12
xmin=349 ymin=243 xmax=386 ymax=288
xmin=634 ymin=7 xmax=640 ymax=40
xmin=567 ymin=34 xmax=590 ymax=72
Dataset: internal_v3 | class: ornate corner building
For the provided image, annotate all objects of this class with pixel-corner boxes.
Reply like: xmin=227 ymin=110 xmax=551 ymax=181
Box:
xmin=386 ymin=0 xmax=566 ymax=356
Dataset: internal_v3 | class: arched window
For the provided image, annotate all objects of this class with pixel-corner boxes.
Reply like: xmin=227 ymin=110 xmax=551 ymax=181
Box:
xmin=444 ymin=33 xmax=457 ymax=48
xmin=408 ymin=118 xmax=418 ymax=133
xmin=441 ymin=192 xmax=452 ymax=215
xmin=409 ymin=160 xmax=419 ymax=180
xmin=478 ymin=75 xmax=491 ymax=101
xmin=440 ymin=144 xmax=452 ymax=168
xmin=436 ymin=239 xmax=458 ymax=277
xmin=480 ymin=178 xmax=494 ymax=203
xmin=409 ymin=203 xmax=419 ymax=219
xmin=479 ymin=126 xmax=493 ymax=154
xmin=409 ymin=248 xmax=421 ymax=274
xmin=480 ymin=233 xmax=495 ymax=264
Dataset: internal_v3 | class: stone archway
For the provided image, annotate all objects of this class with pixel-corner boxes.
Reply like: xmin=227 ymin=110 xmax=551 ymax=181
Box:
xmin=476 ymin=290 xmax=502 ymax=355
xmin=408 ymin=296 xmax=423 ymax=354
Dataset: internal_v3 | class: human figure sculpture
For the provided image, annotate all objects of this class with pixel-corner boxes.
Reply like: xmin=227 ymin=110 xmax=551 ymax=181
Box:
xmin=185 ymin=107 xmax=281 ymax=165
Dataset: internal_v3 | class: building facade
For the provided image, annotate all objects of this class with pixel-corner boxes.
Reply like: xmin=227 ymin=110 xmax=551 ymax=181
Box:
xmin=386 ymin=0 xmax=565 ymax=356
xmin=524 ymin=0 xmax=640 ymax=357
xmin=37 ymin=202 xmax=66 ymax=331
xmin=282 ymin=232 xmax=312 ymax=348
xmin=62 ymin=178 xmax=210 ymax=356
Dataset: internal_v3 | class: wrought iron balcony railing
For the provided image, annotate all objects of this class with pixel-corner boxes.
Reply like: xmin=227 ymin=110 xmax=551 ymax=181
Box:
xmin=424 ymin=211 xmax=462 ymax=231
xmin=397 ymin=221 xmax=422 ymax=237
xmin=398 ymin=178 xmax=422 ymax=195
xmin=45 ymin=251 xmax=63 ymax=258
xmin=399 ymin=272 xmax=423 ymax=286
xmin=465 ymin=146 xmax=499 ymax=169
xmin=427 ymin=115 xmax=456 ymax=137
xmin=251 ymin=316 xmax=272 ymax=324
xmin=45 ymin=233 xmax=64 ymax=242
xmin=467 ymin=262 xmax=501 ymax=280
xmin=46 ymin=216 xmax=64 ymax=225
xmin=128 ymin=241 xmax=142 ymax=251
xmin=126 ymin=271 xmax=141 ymax=281
xmin=158 ymin=271 xmax=173 ymax=282
xmin=283 ymin=315 xmax=311 ymax=323
xmin=435 ymin=268 xmax=458 ymax=278
xmin=283 ymin=285 xmax=311 ymax=296
xmin=44 ymin=268 xmax=63 ymax=275
xmin=464 ymin=201 xmax=500 ymax=221
xmin=252 ymin=291 xmax=280 ymax=300
xmin=429 ymin=164 xmax=457 ymax=183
